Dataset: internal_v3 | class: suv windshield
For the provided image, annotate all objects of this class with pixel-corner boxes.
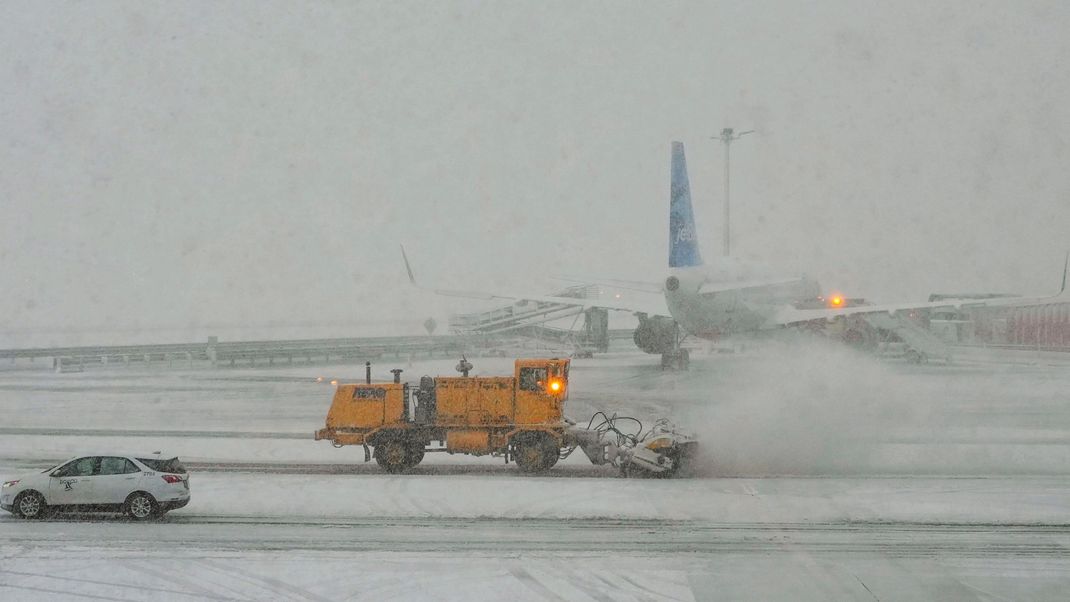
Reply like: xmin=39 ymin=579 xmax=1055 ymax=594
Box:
xmin=136 ymin=457 xmax=187 ymax=474
xmin=41 ymin=459 xmax=68 ymax=473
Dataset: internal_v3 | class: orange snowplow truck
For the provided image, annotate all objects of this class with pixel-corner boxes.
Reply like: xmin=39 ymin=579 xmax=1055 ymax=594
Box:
xmin=315 ymin=358 xmax=571 ymax=473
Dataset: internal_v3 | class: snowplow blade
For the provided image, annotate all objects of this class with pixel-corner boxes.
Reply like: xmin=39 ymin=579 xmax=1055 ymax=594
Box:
xmin=564 ymin=419 xmax=697 ymax=478
xmin=619 ymin=431 xmax=698 ymax=477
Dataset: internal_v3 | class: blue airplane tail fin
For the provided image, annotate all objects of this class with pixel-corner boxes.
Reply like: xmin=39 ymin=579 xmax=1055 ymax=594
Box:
xmin=669 ymin=141 xmax=704 ymax=268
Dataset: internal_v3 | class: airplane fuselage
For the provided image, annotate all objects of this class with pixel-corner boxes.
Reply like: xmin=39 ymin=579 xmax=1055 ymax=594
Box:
xmin=663 ymin=264 xmax=821 ymax=339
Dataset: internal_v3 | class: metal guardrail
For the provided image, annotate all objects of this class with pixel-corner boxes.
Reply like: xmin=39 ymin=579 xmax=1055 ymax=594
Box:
xmin=0 ymin=325 xmax=641 ymax=371
xmin=954 ymin=343 xmax=1070 ymax=353
xmin=0 ymin=342 xmax=207 ymax=360
xmin=0 ymin=334 xmax=472 ymax=368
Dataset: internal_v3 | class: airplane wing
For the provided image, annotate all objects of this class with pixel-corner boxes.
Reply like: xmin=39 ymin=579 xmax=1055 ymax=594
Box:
xmin=772 ymin=252 xmax=1070 ymax=326
xmin=401 ymin=247 xmax=671 ymax=317
xmin=554 ymin=276 xmax=807 ymax=296
xmin=698 ymin=277 xmax=806 ymax=295
xmin=552 ymin=275 xmax=665 ymax=295
xmin=769 ymin=300 xmax=960 ymax=326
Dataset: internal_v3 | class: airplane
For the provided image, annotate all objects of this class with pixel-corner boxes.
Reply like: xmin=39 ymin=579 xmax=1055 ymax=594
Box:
xmin=403 ymin=141 xmax=1070 ymax=368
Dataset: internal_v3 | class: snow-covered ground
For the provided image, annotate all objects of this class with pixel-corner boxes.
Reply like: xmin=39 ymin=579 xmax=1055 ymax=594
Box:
xmin=1 ymin=344 xmax=1069 ymax=600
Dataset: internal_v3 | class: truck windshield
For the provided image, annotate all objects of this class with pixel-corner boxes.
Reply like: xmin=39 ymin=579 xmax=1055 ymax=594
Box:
xmin=519 ymin=367 xmax=548 ymax=391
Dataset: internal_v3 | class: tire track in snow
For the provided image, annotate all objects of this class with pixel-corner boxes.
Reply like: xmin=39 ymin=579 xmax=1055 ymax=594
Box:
xmin=193 ymin=560 xmax=334 ymax=602
xmin=130 ymin=560 xmax=243 ymax=600
xmin=0 ymin=569 xmax=232 ymax=601
xmin=0 ymin=582 xmax=129 ymax=601
xmin=508 ymin=566 xmax=565 ymax=601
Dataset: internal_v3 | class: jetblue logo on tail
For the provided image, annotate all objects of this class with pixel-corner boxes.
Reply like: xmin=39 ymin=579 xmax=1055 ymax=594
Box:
xmin=669 ymin=141 xmax=703 ymax=268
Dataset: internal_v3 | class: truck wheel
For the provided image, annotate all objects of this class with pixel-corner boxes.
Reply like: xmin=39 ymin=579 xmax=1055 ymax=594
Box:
xmin=514 ymin=433 xmax=558 ymax=473
xmin=374 ymin=439 xmax=410 ymax=474
xmin=405 ymin=440 xmax=425 ymax=469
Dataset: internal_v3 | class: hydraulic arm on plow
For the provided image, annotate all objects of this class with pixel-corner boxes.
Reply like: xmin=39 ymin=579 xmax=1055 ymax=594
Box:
xmin=314 ymin=358 xmax=697 ymax=477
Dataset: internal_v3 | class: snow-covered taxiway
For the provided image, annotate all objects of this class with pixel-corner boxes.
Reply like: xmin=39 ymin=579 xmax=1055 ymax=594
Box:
xmin=1 ymin=343 xmax=1069 ymax=600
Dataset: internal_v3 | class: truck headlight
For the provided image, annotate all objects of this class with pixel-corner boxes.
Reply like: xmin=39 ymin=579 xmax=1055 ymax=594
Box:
xmin=2 ymin=480 xmax=18 ymax=488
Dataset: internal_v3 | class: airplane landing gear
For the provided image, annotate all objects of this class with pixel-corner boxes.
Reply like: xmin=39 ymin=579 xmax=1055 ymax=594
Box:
xmin=634 ymin=314 xmax=690 ymax=370
xmin=660 ymin=349 xmax=690 ymax=370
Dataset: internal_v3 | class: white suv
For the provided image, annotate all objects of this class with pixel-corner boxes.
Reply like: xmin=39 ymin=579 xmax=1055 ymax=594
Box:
xmin=2 ymin=453 xmax=190 ymax=520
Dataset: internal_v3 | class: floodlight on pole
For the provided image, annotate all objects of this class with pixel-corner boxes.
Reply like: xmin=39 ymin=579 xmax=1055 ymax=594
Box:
xmin=714 ymin=127 xmax=753 ymax=257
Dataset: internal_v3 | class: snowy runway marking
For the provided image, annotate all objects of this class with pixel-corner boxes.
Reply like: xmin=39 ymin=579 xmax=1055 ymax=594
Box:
xmin=1 ymin=518 xmax=1068 ymax=601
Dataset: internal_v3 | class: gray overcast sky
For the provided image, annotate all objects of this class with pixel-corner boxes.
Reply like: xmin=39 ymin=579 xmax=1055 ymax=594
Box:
xmin=2 ymin=1 xmax=1068 ymax=346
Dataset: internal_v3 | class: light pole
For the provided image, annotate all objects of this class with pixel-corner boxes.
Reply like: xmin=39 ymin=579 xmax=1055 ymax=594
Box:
xmin=713 ymin=127 xmax=753 ymax=257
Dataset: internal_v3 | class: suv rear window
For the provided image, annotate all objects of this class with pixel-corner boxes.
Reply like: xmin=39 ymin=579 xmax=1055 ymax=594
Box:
xmin=137 ymin=457 xmax=187 ymax=474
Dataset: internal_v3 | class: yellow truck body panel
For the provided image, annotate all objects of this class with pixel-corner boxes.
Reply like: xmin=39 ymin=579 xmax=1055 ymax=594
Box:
xmin=325 ymin=382 xmax=407 ymax=431
xmin=446 ymin=429 xmax=491 ymax=453
xmin=316 ymin=358 xmax=571 ymax=464
xmin=434 ymin=376 xmax=514 ymax=425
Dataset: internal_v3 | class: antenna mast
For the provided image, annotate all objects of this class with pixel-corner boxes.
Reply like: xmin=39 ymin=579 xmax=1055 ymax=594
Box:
xmin=714 ymin=127 xmax=753 ymax=257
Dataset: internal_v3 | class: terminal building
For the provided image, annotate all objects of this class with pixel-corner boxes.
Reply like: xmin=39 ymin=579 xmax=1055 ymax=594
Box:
xmin=926 ymin=294 xmax=1070 ymax=351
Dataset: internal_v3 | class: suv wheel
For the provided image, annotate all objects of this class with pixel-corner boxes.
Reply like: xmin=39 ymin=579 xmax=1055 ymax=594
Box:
xmin=126 ymin=492 xmax=158 ymax=520
xmin=14 ymin=491 xmax=47 ymax=519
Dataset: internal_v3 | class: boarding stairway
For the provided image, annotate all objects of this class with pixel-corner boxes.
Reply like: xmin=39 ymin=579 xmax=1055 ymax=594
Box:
xmin=449 ymin=285 xmax=611 ymax=355
xmin=862 ymin=312 xmax=952 ymax=362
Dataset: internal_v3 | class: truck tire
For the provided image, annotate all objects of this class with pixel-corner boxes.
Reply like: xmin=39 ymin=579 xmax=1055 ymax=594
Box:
xmin=406 ymin=440 xmax=425 ymax=469
xmin=374 ymin=438 xmax=410 ymax=474
xmin=513 ymin=433 xmax=558 ymax=473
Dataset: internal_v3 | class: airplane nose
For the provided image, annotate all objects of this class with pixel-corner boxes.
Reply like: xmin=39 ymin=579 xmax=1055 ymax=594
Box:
xmin=665 ymin=276 xmax=680 ymax=291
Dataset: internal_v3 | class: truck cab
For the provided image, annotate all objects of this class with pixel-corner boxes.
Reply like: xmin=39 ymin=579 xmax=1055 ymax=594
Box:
xmin=513 ymin=358 xmax=569 ymax=425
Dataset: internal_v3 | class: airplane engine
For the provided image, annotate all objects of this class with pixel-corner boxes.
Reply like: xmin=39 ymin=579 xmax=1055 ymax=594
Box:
xmin=633 ymin=316 xmax=679 ymax=354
